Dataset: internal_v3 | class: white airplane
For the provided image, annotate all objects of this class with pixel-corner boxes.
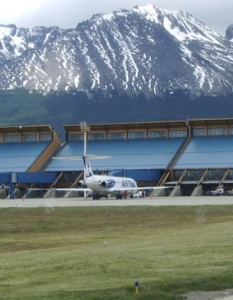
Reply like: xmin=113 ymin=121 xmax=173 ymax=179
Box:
xmin=53 ymin=155 xmax=169 ymax=200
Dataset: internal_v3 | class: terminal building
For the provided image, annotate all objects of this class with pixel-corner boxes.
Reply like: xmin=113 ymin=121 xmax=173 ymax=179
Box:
xmin=1 ymin=118 xmax=233 ymax=198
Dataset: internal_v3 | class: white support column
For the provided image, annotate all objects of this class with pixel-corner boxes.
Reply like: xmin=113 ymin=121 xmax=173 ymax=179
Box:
xmin=80 ymin=122 xmax=90 ymax=199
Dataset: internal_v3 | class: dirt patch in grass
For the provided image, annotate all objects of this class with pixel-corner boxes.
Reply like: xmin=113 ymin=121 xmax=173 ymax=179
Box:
xmin=187 ymin=289 xmax=233 ymax=300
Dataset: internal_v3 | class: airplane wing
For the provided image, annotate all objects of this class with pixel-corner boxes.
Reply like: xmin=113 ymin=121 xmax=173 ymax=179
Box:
xmin=115 ymin=186 xmax=171 ymax=191
xmin=53 ymin=186 xmax=171 ymax=192
xmin=26 ymin=187 xmax=92 ymax=192
xmin=55 ymin=188 xmax=92 ymax=192
xmin=27 ymin=186 xmax=170 ymax=193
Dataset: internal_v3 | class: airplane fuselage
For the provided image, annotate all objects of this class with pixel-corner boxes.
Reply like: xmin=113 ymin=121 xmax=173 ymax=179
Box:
xmin=85 ymin=174 xmax=137 ymax=195
xmin=53 ymin=154 xmax=168 ymax=200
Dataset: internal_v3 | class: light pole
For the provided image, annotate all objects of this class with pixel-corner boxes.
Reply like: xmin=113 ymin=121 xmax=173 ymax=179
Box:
xmin=79 ymin=122 xmax=90 ymax=198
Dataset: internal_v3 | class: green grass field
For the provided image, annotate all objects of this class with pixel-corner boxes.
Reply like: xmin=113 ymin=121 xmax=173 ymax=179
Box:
xmin=1 ymin=205 xmax=233 ymax=300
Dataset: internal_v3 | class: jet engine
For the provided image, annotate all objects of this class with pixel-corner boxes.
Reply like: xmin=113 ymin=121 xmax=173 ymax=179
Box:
xmin=77 ymin=180 xmax=87 ymax=187
xmin=100 ymin=179 xmax=115 ymax=188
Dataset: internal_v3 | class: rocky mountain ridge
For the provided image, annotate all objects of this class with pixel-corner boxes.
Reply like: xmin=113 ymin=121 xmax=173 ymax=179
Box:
xmin=0 ymin=4 xmax=233 ymax=99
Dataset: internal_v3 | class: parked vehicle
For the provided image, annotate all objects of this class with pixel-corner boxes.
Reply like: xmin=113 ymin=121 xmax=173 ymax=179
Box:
xmin=130 ymin=191 xmax=143 ymax=198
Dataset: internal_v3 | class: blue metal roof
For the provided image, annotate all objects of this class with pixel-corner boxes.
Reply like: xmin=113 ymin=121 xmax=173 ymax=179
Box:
xmin=174 ymin=137 xmax=233 ymax=169
xmin=46 ymin=139 xmax=185 ymax=171
xmin=0 ymin=142 xmax=49 ymax=172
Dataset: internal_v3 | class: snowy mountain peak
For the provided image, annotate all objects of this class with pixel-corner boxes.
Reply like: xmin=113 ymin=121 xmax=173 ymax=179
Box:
xmin=0 ymin=5 xmax=232 ymax=98
xmin=132 ymin=4 xmax=221 ymax=43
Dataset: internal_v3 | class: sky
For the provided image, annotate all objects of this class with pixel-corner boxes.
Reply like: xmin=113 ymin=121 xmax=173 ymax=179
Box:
xmin=0 ymin=0 xmax=232 ymax=36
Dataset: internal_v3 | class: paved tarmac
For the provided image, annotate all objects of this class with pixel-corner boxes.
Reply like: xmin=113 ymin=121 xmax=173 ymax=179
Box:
xmin=1 ymin=196 xmax=233 ymax=208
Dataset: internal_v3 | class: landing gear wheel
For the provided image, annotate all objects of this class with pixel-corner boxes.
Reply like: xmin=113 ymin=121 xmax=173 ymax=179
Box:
xmin=116 ymin=193 xmax=123 ymax=199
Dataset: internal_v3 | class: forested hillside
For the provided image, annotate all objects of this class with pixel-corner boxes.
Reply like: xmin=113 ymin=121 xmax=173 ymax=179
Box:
xmin=1 ymin=89 xmax=233 ymax=140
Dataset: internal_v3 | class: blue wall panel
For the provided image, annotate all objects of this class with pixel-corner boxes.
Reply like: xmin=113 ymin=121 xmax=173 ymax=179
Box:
xmin=108 ymin=169 xmax=162 ymax=181
xmin=0 ymin=142 xmax=49 ymax=172
xmin=125 ymin=169 xmax=162 ymax=181
xmin=0 ymin=172 xmax=56 ymax=184
xmin=175 ymin=137 xmax=233 ymax=169
xmin=17 ymin=172 xmax=57 ymax=183
xmin=0 ymin=173 xmax=11 ymax=184
xmin=47 ymin=139 xmax=185 ymax=171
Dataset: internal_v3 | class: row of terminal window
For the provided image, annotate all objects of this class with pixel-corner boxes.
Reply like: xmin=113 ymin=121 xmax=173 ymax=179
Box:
xmin=2 ymin=128 xmax=230 ymax=143
xmin=68 ymin=128 xmax=233 ymax=141
xmin=0 ymin=134 xmax=52 ymax=143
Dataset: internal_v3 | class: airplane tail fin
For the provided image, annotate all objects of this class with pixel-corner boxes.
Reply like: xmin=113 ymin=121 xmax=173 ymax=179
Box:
xmin=83 ymin=156 xmax=93 ymax=177
xmin=83 ymin=155 xmax=111 ymax=178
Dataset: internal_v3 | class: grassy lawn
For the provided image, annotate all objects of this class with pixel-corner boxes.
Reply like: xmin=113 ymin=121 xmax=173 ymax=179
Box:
xmin=1 ymin=205 xmax=233 ymax=299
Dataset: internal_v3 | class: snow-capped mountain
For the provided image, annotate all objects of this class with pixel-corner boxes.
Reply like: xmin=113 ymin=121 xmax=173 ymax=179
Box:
xmin=0 ymin=4 xmax=233 ymax=98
